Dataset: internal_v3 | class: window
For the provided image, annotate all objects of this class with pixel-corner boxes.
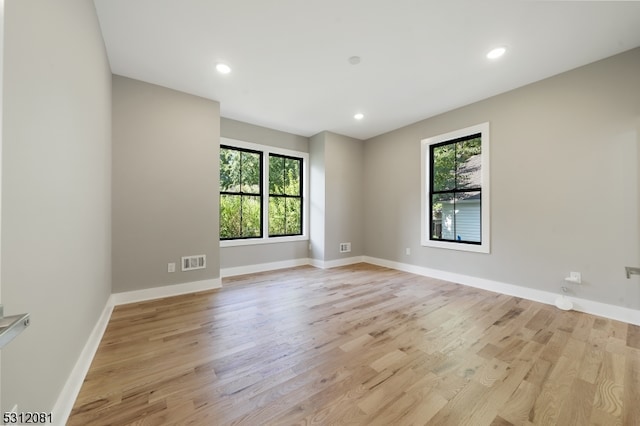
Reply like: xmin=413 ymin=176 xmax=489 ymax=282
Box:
xmin=421 ymin=123 xmax=490 ymax=253
xmin=219 ymin=138 xmax=308 ymax=245
xmin=269 ymin=154 xmax=303 ymax=236
xmin=219 ymin=146 xmax=263 ymax=239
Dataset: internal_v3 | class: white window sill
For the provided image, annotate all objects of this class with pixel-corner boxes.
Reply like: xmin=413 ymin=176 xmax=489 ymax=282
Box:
xmin=421 ymin=238 xmax=490 ymax=253
xmin=220 ymin=234 xmax=308 ymax=248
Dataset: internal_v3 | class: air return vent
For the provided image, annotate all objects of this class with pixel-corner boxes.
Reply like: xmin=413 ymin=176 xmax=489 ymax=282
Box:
xmin=182 ymin=254 xmax=206 ymax=271
xmin=339 ymin=242 xmax=351 ymax=253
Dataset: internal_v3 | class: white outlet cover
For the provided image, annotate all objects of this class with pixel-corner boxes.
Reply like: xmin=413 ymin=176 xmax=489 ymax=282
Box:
xmin=565 ymin=271 xmax=581 ymax=284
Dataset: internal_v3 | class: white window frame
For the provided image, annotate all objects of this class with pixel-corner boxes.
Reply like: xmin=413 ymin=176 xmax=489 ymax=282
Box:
xmin=420 ymin=122 xmax=490 ymax=253
xmin=220 ymin=137 xmax=309 ymax=247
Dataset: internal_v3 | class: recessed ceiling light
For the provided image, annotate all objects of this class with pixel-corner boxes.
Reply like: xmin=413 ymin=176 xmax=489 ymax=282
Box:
xmin=354 ymin=113 xmax=364 ymax=120
xmin=348 ymin=56 xmax=361 ymax=65
xmin=216 ymin=63 xmax=231 ymax=74
xmin=486 ymin=47 xmax=506 ymax=60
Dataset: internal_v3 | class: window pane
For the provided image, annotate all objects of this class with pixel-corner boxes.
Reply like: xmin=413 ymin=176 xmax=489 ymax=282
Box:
xmin=269 ymin=155 xmax=285 ymax=194
xmin=240 ymin=151 xmax=261 ymax=194
xmin=220 ymin=195 xmax=262 ymax=239
xmin=285 ymin=198 xmax=302 ymax=234
xmin=268 ymin=196 xmax=286 ymax=235
xmin=285 ymin=158 xmax=301 ymax=196
xmin=269 ymin=196 xmax=302 ymax=236
xmin=432 ymin=144 xmax=456 ymax=191
xmin=220 ymin=194 xmax=241 ymax=239
xmin=455 ymin=191 xmax=481 ymax=242
xmin=241 ymin=196 xmax=261 ymax=237
xmin=456 ymin=137 xmax=482 ymax=189
xmin=220 ymin=148 xmax=241 ymax=192
xmin=432 ymin=192 xmax=481 ymax=242
xmin=432 ymin=193 xmax=454 ymax=240
xmin=270 ymin=155 xmax=302 ymax=196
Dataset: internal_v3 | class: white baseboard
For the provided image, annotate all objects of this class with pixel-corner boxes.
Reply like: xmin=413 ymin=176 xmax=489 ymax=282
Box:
xmin=110 ymin=278 xmax=221 ymax=306
xmin=221 ymin=258 xmax=310 ymax=278
xmin=51 ymin=300 xmax=114 ymax=425
xmin=569 ymin=298 xmax=640 ymax=326
xmin=363 ymin=256 xmax=640 ymax=326
xmin=222 ymin=256 xmax=365 ymax=277
xmin=310 ymin=256 xmax=365 ymax=269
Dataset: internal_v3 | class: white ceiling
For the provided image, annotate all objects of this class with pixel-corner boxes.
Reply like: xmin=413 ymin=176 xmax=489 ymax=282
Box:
xmin=93 ymin=0 xmax=640 ymax=140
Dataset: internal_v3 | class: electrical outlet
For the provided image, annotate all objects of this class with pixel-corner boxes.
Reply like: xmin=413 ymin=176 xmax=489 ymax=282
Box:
xmin=565 ymin=271 xmax=581 ymax=284
xmin=168 ymin=262 xmax=176 ymax=273
xmin=405 ymin=248 xmax=411 ymax=255
xmin=569 ymin=271 xmax=581 ymax=284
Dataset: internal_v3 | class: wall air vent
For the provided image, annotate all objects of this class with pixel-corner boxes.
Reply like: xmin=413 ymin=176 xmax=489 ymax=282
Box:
xmin=182 ymin=254 xmax=206 ymax=271
xmin=339 ymin=242 xmax=351 ymax=253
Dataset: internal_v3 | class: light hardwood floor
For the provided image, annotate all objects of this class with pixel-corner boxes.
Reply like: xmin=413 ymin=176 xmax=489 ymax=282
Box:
xmin=69 ymin=263 xmax=640 ymax=425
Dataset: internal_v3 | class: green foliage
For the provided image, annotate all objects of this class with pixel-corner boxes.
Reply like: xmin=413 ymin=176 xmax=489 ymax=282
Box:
xmin=432 ymin=137 xmax=481 ymax=192
xmin=269 ymin=197 xmax=301 ymax=236
xmin=269 ymin=156 xmax=301 ymax=196
xmin=219 ymin=147 xmax=261 ymax=193
xmin=220 ymin=195 xmax=261 ymax=238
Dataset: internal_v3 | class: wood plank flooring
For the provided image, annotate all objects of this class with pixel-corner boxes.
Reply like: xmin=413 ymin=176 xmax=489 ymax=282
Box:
xmin=68 ymin=263 xmax=640 ymax=425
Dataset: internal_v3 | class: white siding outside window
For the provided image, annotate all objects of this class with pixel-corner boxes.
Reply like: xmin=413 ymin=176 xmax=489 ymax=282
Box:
xmin=441 ymin=200 xmax=481 ymax=242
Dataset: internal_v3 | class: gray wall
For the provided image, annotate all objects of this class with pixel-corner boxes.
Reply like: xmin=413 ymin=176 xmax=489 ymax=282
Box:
xmin=324 ymin=132 xmax=364 ymax=261
xmin=310 ymin=132 xmax=364 ymax=262
xmin=364 ymin=47 xmax=640 ymax=309
xmin=112 ymin=76 xmax=220 ymax=292
xmin=309 ymin=133 xmax=327 ymax=261
xmin=1 ymin=0 xmax=112 ymax=412
xmin=220 ymin=118 xmax=309 ymax=269
xmin=221 ymin=118 xmax=308 ymax=152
